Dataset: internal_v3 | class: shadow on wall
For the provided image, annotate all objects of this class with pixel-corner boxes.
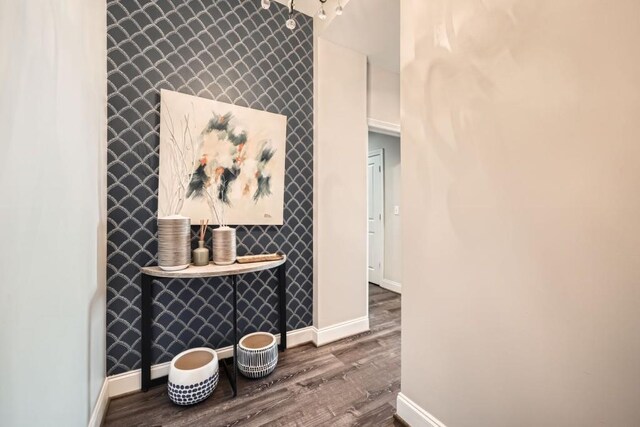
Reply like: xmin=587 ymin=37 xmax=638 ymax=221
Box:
xmin=419 ymin=0 xmax=535 ymax=244
xmin=402 ymin=0 xmax=640 ymax=425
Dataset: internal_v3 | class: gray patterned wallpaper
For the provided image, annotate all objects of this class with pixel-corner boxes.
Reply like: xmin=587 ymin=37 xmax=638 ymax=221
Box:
xmin=107 ymin=0 xmax=313 ymax=375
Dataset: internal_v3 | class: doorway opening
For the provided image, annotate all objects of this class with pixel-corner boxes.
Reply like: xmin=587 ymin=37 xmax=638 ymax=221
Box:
xmin=367 ymin=129 xmax=402 ymax=295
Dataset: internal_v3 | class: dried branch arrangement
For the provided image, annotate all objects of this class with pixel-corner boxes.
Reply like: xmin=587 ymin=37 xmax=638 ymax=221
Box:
xmin=205 ymin=175 xmax=228 ymax=228
xmin=198 ymin=219 xmax=209 ymax=242
xmin=160 ymin=100 xmax=202 ymax=216
xmin=160 ymin=100 xmax=226 ymax=227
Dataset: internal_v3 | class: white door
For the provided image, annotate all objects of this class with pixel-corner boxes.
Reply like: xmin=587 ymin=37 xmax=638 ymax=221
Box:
xmin=368 ymin=150 xmax=384 ymax=285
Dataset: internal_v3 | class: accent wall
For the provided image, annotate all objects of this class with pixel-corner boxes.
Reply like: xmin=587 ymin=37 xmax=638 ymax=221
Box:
xmin=107 ymin=0 xmax=313 ymax=375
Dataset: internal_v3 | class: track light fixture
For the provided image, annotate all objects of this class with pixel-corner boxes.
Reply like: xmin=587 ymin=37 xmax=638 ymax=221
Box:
xmin=261 ymin=0 xmax=344 ymax=30
xmin=318 ymin=0 xmax=327 ymax=20
xmin=286 ymin=0 xmax=297 ymax=29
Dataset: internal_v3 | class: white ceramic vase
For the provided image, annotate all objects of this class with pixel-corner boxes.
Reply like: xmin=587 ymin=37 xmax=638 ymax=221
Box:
xmin=237 ymin=332 xmax=278 ymax=379
xmin=167 ymin=347 xmax=219 ymax=405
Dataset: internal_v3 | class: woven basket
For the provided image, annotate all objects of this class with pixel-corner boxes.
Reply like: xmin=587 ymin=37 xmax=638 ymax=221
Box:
xmin=237 ymin=332 xmax=278 ymax=379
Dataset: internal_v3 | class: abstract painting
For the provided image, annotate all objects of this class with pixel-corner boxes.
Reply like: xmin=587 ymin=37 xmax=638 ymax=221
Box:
xmin=158 ymin=89 xmax=287 ymax=225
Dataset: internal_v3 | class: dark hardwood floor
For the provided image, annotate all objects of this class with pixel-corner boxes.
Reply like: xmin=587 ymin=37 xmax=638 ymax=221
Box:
xmin=104 ymin=284 xmax=401 ymax=427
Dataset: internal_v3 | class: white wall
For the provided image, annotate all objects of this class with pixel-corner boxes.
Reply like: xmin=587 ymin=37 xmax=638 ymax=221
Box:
xmin=400 ymin=0 xmax=640 ymax=426
xmin=368 ymin=132 xmax=402 ymax=285
xmin=320 ymin=0 xmax=400 ymax=73
xmin=0 ymin=1 xmax=107 ymax=425
xmin=314 ymin=37 xmax=368 ymax=329
xmin=367 ymin=65 xmax=400 ymax=126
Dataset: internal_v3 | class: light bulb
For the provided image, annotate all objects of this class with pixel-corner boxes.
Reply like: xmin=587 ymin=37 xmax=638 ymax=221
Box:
xmin=261 ymin=0 xmax=270 ymax=9
xmin=286 ymin=17 xmax=297 ymax=29
xmin=335 ymin=4 xmax=343 ymax=15
xmin=318 ymin=6 xmax=327 ymax=20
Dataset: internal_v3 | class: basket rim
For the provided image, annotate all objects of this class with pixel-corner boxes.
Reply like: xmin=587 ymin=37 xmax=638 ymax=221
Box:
xmin=239 ymin=332 xmax=276 ymax=352
xmin=170 ymin=347 xmax=218 ymax=372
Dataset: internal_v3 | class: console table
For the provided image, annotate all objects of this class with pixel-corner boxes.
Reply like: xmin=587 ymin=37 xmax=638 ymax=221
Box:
xmin=139 ymin=256 xmax=287 ymax=396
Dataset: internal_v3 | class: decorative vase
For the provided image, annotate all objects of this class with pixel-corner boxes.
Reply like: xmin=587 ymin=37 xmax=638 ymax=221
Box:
xmin=212 ymin=226 xmax=236 ymax=265
xmin=192 ymin=240 xmax=209 ymax=266
xmin=237 ymin=332 xmax=278 ymax=379
xmin=167 ymin=347 xmax=219 ymax=406
xmin=157 ymin=215 xmax=191 ymax=271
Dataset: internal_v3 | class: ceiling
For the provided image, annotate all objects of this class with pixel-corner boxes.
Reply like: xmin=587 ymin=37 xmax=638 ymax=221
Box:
xmin=320 ymin=0 xmax=400 ymax=73
xmin=274 ymin=0 xmax=400 ymax=73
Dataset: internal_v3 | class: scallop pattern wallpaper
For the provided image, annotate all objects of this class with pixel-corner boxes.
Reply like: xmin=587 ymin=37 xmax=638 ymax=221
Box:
xmin=107 ymin=0 xmax=313 ymax=375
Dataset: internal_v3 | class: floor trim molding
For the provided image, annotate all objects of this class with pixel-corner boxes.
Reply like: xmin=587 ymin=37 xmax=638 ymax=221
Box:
xmin=396 ymin=393 xmax=447 ymax=427
xmin=286 ymin=325 xmax=316 ymax=347
xmin=313 ymin=315 xmax=370 ymax=346
xmin=88 ymin=378 xmax=109 ymax=427
xmin=106 ymin=327 xmax=316 ymax=398
xmin=381 ymin=279 xmax=401 ymax=294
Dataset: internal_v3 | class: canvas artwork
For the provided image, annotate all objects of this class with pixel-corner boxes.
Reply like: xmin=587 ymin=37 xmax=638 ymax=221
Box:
xmin=158 ymin=89 xmax=288 ymax=225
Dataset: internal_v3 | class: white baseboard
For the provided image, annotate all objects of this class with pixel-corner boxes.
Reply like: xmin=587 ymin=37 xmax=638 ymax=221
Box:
xmin=396 ymin=393 xmax=447 ymax=427
xmin=285 ymin=326 xmax=316 ymax=347
xmin=381 ymin=279 xmax=401 ymax=294
xmin=313 ymin=316 xmax=370 ymax=346
xmin=93 ymin=323 xmax=366 ymax=423
xmin=88 ymin=378 xmax=109 ymax=427
xmin=107 ymin=327 xmax=316 ymax=398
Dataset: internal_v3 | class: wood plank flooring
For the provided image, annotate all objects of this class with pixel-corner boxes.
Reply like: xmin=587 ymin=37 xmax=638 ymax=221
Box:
xmin=104 ymin=284 xmax=401 ymax=427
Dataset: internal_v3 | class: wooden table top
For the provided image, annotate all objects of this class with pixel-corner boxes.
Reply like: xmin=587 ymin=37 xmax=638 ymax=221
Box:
xmin=140 ymin=256 xmax=286 ymax=279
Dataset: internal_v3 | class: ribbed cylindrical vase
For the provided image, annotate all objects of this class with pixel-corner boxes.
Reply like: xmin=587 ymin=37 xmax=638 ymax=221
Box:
xmin=157 ymin=215 xmax=191 ymax=271
xmin=168 ymin=347 xmax=219 ymax=405
xmin=237 ymin=332 xmax=278 ymax=379
xmin=212 ymin=226 xmax=236 ymax=265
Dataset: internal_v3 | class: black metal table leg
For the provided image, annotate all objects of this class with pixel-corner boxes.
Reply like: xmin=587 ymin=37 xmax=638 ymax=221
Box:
xmin=141 ymin=273 xmax=152 ymax=392
xmin=278 ymin=261 xmax=287 ymax=351
xmin=231 ymin=274 xmax=238 ymax=397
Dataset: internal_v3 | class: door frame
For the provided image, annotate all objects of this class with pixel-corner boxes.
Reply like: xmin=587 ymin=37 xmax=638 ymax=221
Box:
xmin=368 ymin=148 xmax=385 ymax=286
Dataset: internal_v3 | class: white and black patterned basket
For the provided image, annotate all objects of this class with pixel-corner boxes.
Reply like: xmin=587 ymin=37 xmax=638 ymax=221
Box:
xmin=237 ymin=332 xmax=278 ymax=379
xmin=168 ymin=347 xmax=219 ymax=405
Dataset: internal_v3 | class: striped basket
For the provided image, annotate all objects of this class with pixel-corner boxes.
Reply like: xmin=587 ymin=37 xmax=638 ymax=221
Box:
xmin=237 ymin=332 xmax=278 ymax=379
